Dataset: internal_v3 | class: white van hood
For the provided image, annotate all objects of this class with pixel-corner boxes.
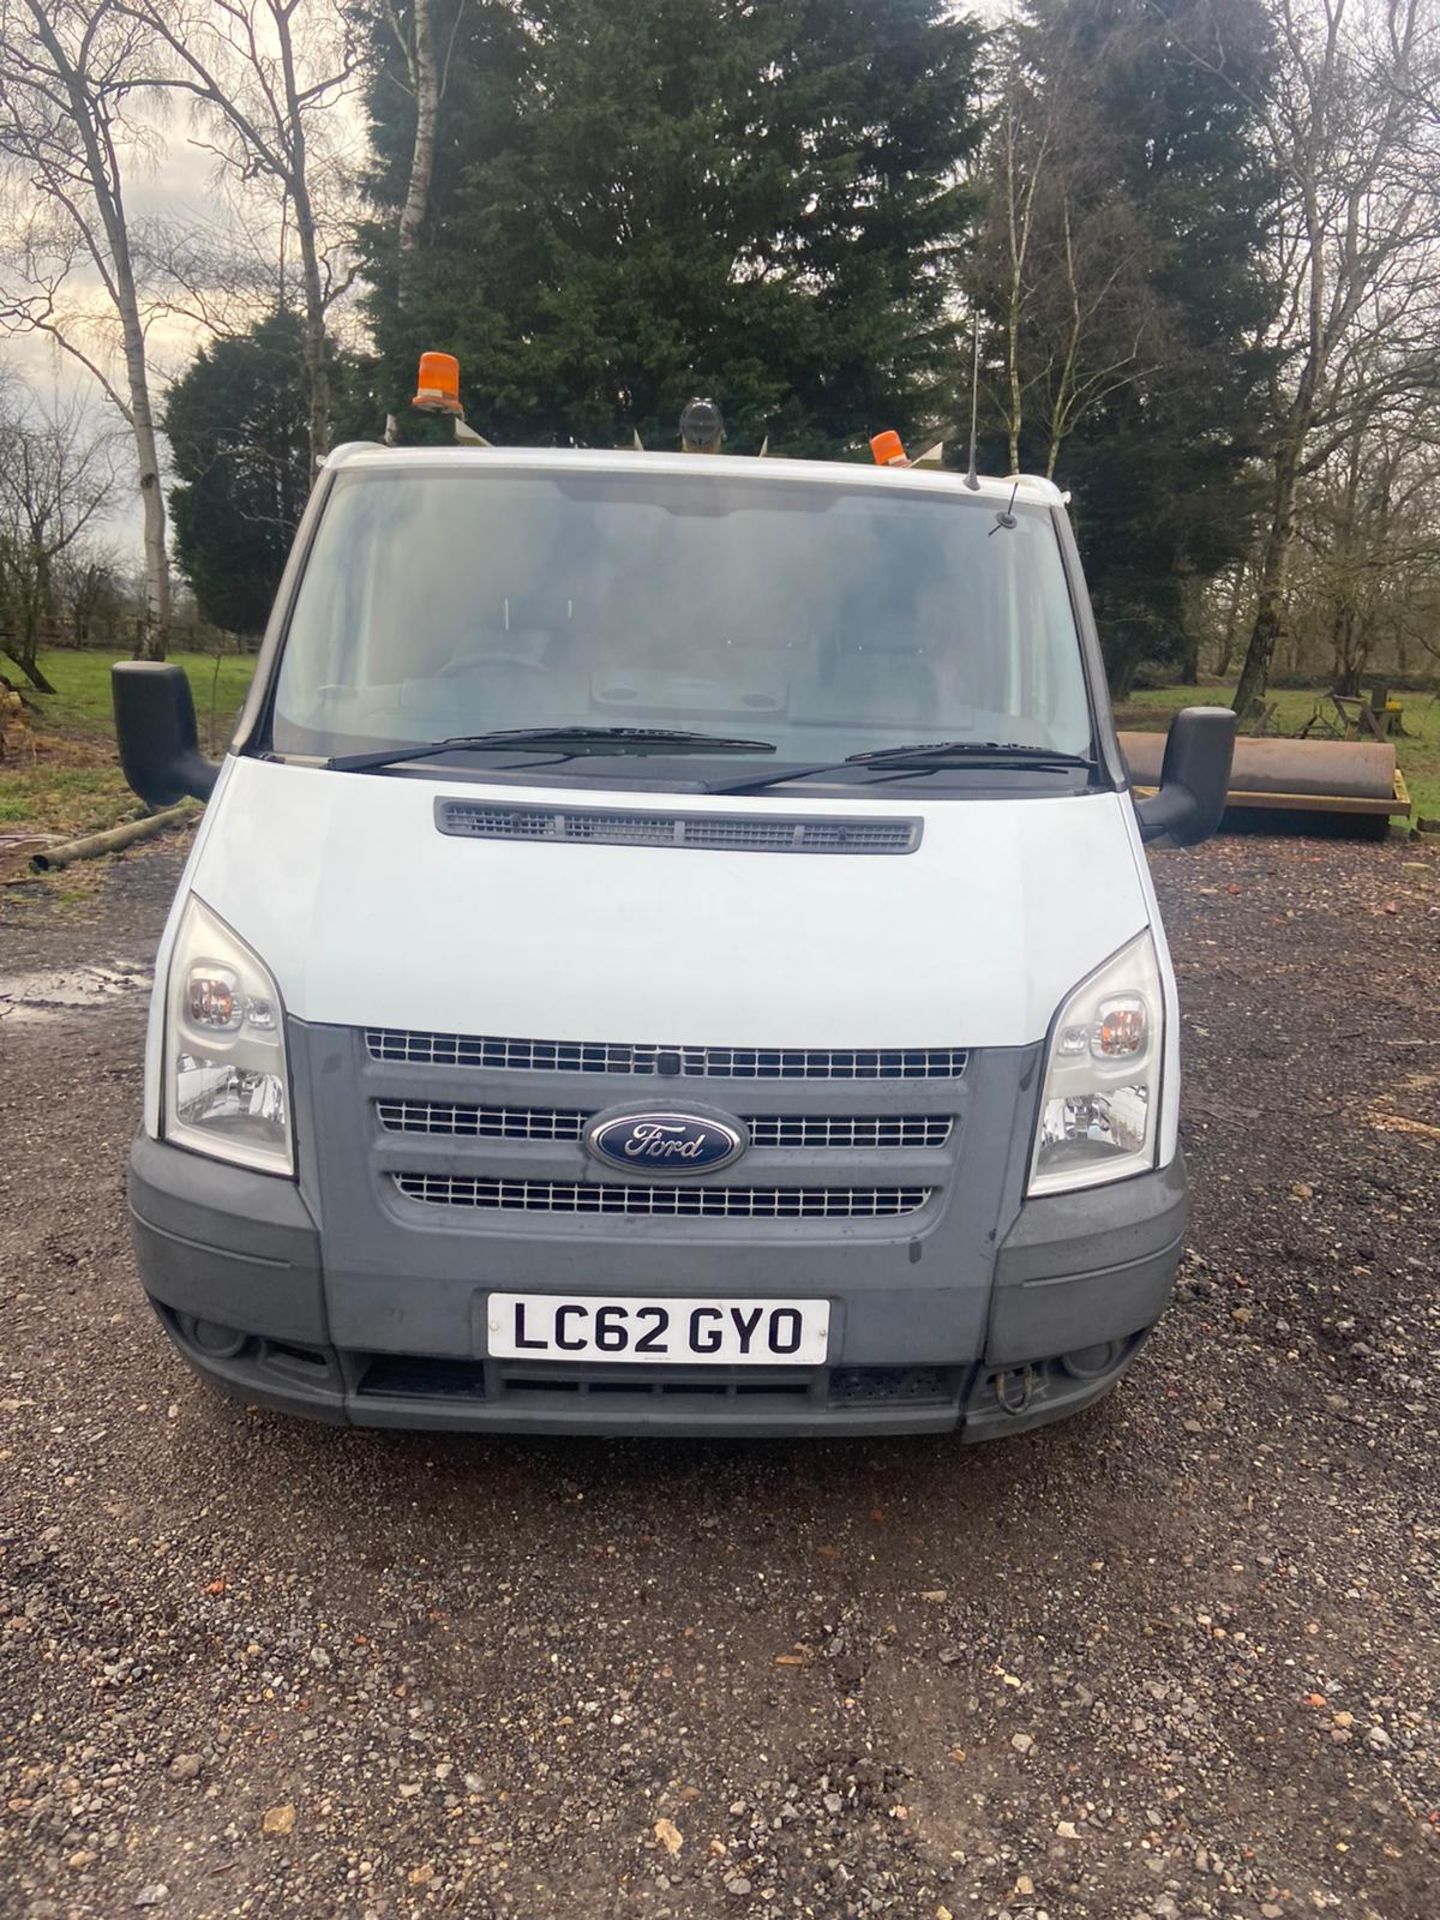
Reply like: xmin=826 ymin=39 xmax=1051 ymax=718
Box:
xmin=186 ymin=758 xmax=1150 ymax=1050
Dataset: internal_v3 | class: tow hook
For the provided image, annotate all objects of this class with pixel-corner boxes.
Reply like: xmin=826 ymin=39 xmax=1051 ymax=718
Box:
xmin=993 ymin=1365 xmax=1036 ymax=1416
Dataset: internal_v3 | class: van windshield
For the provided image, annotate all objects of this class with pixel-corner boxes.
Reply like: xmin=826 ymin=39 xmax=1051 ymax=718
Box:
xmin=271 ymin=466 xmax=1093 ymax=768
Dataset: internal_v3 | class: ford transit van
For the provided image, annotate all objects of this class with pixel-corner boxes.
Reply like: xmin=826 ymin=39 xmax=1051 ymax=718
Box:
xmin=114 ymin=430 xmax=1234 ymax=1438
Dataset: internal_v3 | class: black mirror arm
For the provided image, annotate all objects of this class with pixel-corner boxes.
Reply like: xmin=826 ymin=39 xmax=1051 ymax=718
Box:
xmin=169 ymin=742 xmax=220 ymax=803
xmin=1134 ymin=783 xmax=1198 ymax=844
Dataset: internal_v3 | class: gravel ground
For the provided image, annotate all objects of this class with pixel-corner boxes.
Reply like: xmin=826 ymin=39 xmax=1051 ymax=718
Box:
xmin=1 ymin=833 xmax=1436 ymax=1920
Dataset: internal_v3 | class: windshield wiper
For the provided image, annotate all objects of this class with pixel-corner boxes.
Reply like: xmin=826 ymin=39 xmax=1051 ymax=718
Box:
xmin=710 ymin=740 xmax=1096 ymax=795
xmin=327 ymin=726 xmax=779 ymax=773
xmin=846 ymin=740 xmax=1097 ymax=769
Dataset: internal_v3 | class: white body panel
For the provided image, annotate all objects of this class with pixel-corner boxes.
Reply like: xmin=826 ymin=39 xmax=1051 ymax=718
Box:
xmin=178 ymin=758 xmax=1154 ymax=1055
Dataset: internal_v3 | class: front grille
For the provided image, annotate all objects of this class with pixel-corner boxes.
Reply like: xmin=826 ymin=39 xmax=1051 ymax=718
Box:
xmin=745 ymin=1115 xmax=952 ymax=1149
xmin=377 ymin=1100 xmax=953 ymax=1150
xmin=436 ymin=799 xmax=920 ymax=856
xmin=378 ymin=1099 xmax=587 ymax=1140
xmin=367 ymin=1029 xmax=968 ymax=1081
xmin=393 ymin=1175 xmax=929 ymax=1218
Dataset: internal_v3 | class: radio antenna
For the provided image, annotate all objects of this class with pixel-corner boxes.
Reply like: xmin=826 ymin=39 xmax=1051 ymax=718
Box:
xmin=964 ymin=315 xmax=981 ymax=491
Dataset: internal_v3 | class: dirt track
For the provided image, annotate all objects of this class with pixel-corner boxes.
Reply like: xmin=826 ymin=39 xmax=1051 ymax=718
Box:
xmin=1 ymin=834 xmax=1436 ymax=1920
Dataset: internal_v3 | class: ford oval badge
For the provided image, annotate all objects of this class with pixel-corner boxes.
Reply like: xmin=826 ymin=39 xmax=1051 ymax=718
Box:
xmin=587 ymin=1111 xmax=745 ymax=1176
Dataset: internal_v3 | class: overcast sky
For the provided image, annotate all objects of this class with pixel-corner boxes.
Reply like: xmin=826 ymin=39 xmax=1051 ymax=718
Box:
xmin=3 ymin=84 xmax=360 ymax=567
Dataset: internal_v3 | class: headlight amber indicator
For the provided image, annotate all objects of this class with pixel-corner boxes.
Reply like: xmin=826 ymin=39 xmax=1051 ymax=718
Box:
xmin=1096 ymin=995 xmax=1146 ymax=1057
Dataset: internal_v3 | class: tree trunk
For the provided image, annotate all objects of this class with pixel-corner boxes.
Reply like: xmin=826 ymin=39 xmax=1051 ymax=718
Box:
xmin=397 ymin=0 xmax=438 ymax=275
xmin=1330 ymin=602 xmax=1352 ymax=692
xmin=294 ymin=196 xmax=330 ymax=467
xmin=1215 ymin=559 xmax=1246 ymax=678
xmin=385 ymin=0 xmax=441 ymax=442
xmin=1232 ymin=425 xmax=1305 ymax=718
xmin=1232 ymin=566 xmax=1284 ymax=719
xmin=277 ymin=16 xmax=330 ymax=465
xmin=120 ymin=268 xmax=170 ymax=659
xmin=2 ymin=644 xmax=57 ymax=694
xmin=28 ymin=2 xmax=169 ymax=657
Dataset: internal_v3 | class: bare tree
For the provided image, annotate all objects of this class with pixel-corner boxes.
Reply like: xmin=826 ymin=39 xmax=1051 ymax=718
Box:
xmin=1288 ymin=381 xmax=1440 ymax=690
xmin=56 ymin=545 xmax=127 ymax=646
xmin=371 ymin=0 xmax=463 ymax=440
xmin=383 ymin=0 xmax=440 ymax=277
xmin=138 ymin=204 xmax=291 ymax=341
xmin=0 ymin=0 xmax=171 ymax=654
xmin=1213 ymin=556 xmax=1256 ymax=680
xmin=0 ymin=380 xmax=120 ymax=689
xmin=122 ymin=0 xmax=361 ymax=463
xmin=973 ymin=16 xmax=1174 ymax=482
xmin=1221 ymin=0 xmax=1440 ymax=716
xmin=987 ymin=61 xmax=1051 ymax=475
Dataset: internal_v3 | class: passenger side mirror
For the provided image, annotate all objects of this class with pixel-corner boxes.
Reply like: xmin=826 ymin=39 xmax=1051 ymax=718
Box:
xmin=112 ymin=662 xmax=220 ymax=808
xmin=1132 ymin=706 xmax=1237 ymax=847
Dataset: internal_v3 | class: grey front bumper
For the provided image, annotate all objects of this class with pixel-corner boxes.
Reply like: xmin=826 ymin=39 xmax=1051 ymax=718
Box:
xmin=128 ymin=1133 xmax=1185 ymax=1438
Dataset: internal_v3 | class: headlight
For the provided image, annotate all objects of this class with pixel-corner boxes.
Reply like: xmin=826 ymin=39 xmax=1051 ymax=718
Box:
xmin=1029 ymin=931 xmax=1162 ymax=1196
xmin=163 ymin=895 xmax=293 ymax=1175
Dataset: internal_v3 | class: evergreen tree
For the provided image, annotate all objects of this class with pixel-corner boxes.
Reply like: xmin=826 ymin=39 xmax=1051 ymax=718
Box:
xmin=167 ymin=313 xmax=317 ymax=636
xmin=972 ymin=0 xmax=1278 ymax=693
xmin=357 ymin=0 xmax=983 ymax=454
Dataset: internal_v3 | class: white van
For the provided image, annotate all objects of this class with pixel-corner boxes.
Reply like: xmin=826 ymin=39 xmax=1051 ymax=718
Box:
xmin=114 ymin=428 xmax=1234 ymax=1438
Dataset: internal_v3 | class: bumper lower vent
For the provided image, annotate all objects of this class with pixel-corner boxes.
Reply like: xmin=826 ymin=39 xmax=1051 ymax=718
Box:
xmin=393 ymin=1175 xmax=929 ymax=1219
xmin=376 ymin=1100 xmax=953 ymax=1150
xmin=436 ymin=798 xmax=919 ymax=856
xmin=367 ymin=1029 xmax=968 ymax=1081
xmin=830 ymin=1366 xmax=956 ymax=1405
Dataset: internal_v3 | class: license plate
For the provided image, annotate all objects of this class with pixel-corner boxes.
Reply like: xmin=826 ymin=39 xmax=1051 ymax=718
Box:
xmin=487 ymin=1294 xmax=830 ymax=1366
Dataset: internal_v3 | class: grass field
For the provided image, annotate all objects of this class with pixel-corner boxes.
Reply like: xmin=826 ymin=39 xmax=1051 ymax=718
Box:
xmin=1113 ymin=682 xmax=1440 ymax=825
xmin=0 ymin=649 xmax=257 ymax=841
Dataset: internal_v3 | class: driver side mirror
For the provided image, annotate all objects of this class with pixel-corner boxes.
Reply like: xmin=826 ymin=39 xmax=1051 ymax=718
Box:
xmin=1132 ymin=706 xmax=1237 ymax=846
xmin=113 ymin=662 xmax=220 ymax=808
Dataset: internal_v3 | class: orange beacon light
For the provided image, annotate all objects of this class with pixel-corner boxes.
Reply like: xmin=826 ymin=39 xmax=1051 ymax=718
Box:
xmin=412 ymin=351 xmax=464 ymax=415
xmin=869 ymin=429 xmax=908 ymax=467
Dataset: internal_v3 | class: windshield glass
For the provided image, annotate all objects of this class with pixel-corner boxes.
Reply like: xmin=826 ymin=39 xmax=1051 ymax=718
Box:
xmin=271 ymin=466 xmax=1092 ymax=764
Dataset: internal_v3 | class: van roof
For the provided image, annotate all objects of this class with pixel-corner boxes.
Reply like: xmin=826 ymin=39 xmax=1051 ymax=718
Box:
xmin=320 ymin=441 xmax=1067 ymax=510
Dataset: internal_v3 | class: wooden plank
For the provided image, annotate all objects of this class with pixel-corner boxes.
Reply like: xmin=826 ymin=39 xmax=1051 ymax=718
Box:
xmin=1224 ymin=789 xmax=1405 ymax=816
xmin=1130 ymin=782 xmax=1409 ymax=817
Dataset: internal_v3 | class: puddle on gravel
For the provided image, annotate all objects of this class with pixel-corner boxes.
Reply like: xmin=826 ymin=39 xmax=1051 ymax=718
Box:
xmin=0 ymin=961 xmax=153 ymax=1024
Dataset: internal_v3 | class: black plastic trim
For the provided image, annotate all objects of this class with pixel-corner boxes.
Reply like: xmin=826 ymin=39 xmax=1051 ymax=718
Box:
xmin=434 ymin=796 xmax=922 ymax=854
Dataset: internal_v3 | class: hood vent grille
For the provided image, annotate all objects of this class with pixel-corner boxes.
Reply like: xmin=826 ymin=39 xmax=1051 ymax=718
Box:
xmin=436 ymin=798 xmax=919 ymax=856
